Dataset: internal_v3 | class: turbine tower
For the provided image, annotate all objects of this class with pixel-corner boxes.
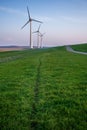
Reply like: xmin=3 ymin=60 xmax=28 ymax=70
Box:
xmin=21 ymin=6 xmax=42 ymax=49
xmin=33 ymin=24 xmax=41 ymax=48
xmin=39 ymin=33 xmax=45 ymax=48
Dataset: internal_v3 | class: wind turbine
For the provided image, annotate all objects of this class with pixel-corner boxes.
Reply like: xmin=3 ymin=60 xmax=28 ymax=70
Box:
xmin=39 ymin=33 xmax=45 ymax=48
xmin=21 ymin=6 xmax=42 ymax=48
xmin=33 ymin=24 xmax=41 ymax=48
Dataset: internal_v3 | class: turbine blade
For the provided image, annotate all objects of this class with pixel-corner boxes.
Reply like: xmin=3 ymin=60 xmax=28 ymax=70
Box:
xmin=21 ymin=21 xmax=29 ymax=29
xmin=32 ymin=19 xmax=43 ymax=23
xmin=38 ymin=24 xmax=41 ymax=31
xmin=39 ymin=32 xmax=45 ymax=36
xmin=33 ymin=31 xmax=38 ymax=33
xmin=27 ymin=6 xmax=30 ymax=19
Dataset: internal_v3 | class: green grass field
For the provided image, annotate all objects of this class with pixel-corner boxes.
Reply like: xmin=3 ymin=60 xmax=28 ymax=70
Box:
xmin=71 ymin=43 xmax=87 ymax=52
xmin=0 ymin=46 xmax=87 ymax=130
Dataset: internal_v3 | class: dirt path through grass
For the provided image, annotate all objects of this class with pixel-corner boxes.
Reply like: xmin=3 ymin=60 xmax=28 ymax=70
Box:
xmin=30 ymin=57 xmax=42 ymax=129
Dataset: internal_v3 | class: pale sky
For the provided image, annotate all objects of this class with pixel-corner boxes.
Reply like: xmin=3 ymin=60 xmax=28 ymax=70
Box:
xmin=0 ymin=0 xmax=87 ymax=47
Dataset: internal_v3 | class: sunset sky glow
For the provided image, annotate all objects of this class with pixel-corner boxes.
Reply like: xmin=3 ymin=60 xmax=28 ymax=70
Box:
xmin=0 ymin=0 xmax=87 ymax=47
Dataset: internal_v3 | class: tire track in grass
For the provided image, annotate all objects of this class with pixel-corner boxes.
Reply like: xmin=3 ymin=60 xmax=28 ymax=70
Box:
xmin=30 ymin=57 xmax=42 ymax=130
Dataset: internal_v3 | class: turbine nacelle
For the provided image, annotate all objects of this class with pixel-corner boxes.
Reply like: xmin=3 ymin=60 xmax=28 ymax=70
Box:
xmin=39 ymin=32 xmax=45 ymax=37
xmin=33 ymin=24 xmax=41 ymax=33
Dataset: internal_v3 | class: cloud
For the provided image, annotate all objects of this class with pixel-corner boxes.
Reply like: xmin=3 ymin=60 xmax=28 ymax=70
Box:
xmin=32 ymin=14 xmax=55 ymax=23
xmin=61 ymin=16 xmax=87 ymax=24
xmin=0 ymin=6 xmax=18 ymax=14
xmin=39 ymin=16 xmax=54 ymax=22
xmin=0 ymin=6 xmax=25 ymax=16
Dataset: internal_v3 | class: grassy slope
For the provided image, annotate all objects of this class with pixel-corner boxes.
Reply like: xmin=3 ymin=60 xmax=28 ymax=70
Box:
xmin=0 ymin=47 xmax=87 ymax=130
xmin=71 ymin=43 xmax=87 ymax=52
xmin=0 ymin=50 xmax=25 ymax=58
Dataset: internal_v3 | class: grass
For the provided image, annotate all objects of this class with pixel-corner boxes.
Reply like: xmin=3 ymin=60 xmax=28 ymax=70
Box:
xmin=71 ymin=43 xmax=87 ymax=52
xmin=0 ymin=46 xmax=87 ymax=130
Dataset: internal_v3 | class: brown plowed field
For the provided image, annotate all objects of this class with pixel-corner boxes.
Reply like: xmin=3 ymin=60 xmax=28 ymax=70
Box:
xmin=0 ymin=47 xmax=24 ymax=52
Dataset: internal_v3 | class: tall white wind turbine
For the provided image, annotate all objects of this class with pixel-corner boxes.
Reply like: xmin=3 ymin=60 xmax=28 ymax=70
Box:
xmin=21 ymin=6 xmax=42 ymax=48
xmin=39 ymin=33 xmax=45 ymax=48
xmin=33 ymin=24 xmax=41 ymax=48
